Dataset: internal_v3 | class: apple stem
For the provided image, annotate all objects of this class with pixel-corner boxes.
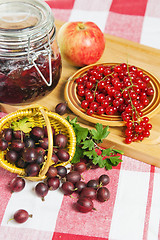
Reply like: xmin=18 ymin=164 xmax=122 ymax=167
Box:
xmin=77 ymin=23 xmax=86 ymax=30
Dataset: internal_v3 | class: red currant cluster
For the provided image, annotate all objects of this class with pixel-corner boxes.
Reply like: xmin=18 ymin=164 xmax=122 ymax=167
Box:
xmin=76 ymin=63 xmax=154 ymax=144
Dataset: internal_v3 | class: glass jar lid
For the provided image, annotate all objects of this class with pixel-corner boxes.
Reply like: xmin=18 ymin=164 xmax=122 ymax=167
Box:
xmin=0 ymin=0 xmax=56 ymax=56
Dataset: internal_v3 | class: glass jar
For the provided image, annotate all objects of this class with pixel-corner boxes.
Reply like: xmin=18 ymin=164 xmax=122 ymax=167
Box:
xmin=0 ymin=0 xmax=62 ymax=105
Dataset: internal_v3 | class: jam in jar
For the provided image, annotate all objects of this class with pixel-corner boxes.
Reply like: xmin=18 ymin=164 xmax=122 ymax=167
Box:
xmin=0 ymin=0 xmax=62 ymax=105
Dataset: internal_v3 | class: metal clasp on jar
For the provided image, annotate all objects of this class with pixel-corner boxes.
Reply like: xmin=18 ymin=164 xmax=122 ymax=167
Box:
xmin=27 ymin=34 xmax=52 ymax=87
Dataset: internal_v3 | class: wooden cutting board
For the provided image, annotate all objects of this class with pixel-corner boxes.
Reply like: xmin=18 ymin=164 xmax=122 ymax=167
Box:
xmin=1 ymin=20 xmax=160 ymax=167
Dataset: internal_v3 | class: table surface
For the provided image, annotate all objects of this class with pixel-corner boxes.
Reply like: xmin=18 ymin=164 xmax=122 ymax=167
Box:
xmin=1 ymin=1 xmax=160 ymax=240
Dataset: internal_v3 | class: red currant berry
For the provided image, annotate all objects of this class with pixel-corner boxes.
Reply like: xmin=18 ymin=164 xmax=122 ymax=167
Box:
xmin=123 ymin=91 xmax=129 ymax=99
xmin=89 ymin=75 xmax=97 ymax=84
xmin=77 ymin=84 xmax=84 ymax=91
xmin=135 ymin=125 xmax=143 ymax=133
xmin=96 ymin=93 xmax=105 ymax=103
xmin=145 ymin=123 xmax=152 ymax=130
xmin=113 ymin=91 xmax=122 ymax=98
xmin=143 ymin=117 xmax=149 ymax=123
xmin=77 ymin=89 xmax=85 ymax=97
xmin=97 ymin=106 xmax=105 ymax=115
xmin=85 ymin=94 xmax=94 ymax=102
xmin=111 ymin=77 xmax=119 ymax=86
xmin=133 ymin=86 xmax=141 ymax=95
xmin=81 ymin=100 xmax=89 ymax=109
xmin=132 ymin=135 xmax=138 ymax=142
xmin=125 ymin=81 xmax=132 ymax=87
xmin=105 ymin=95 xmax=113 ymax=103
xmin=87 ymin=108 xmax=94 ymax=116
xmin=95 ymin=72 xmax=103 ymax=80
xmin=132 ymin=100 xmax=139 ymax=107
xmin=119 ymin=104 xmax=127 ymax=112
xmin=121 ymin=112 xmax=131 ymax=121
xmin=98 ymin=81 xmax=105 ymax=90
xmin=143 ymin=75 xmax=150 ymax=83
xmin=90 ymin=101 xmax=99 ymax=111
xmin=119 ymin=97 xmax=124 ymax=104
xmin=137 ymin=70 xmax=143 ymax=78
xmin=114 ymin=82 xmax=122 ymax=90
xmin=146 ymin=87 xmax=154 ymax=96
xmin=85 ymin=89 xmax=92 ymax=96
xmin=82 ymin=74 xmax=88 ymax=81
xmin=140 ymin=121 xmax=146 ymax=128
xmin=113 ymin=99 xmax=121 ymax=107
xmin=114 ymin=65 xmax=122 ymax=73
xmin=76 ymin=77 xmax=83 ymax=84
xmin=125 ymin=128 xmax=133 ymax=137
xmin=141 ymin=98 xmax=149 ymax=106
xmin=137 ymin=134 xmax=144 ymax=141
xmin=125 ymin=137 xmax=132 ymax=144
xmin=125 ymin=105 xmax=132 ymax=113
xmin=130 ymin=91 xmax=137 ymax=99
xmin=129 ymin=65 xmax=137 ymax=73
xmin=104 ymin=67 xmax=112 ymax=76
xmin=139 ymin=82 xmax=147 ymax=89
xmin=106 ymin=106 xmax=116 ymax=115
xmin=126 ymin=121 xmax=133 ymax=128
xmin=101 ymin=99 xmax=109 ymax=108
xmin=121 ymin=63 xmax=127 ymax=70
xmin=97 ymin=65 xmax=105 ymax=74
xmin=86 ymin=81 xmax=93 ymax=89
xmin=118 ymin=72 xmax=125 ymax=80
xmin=142 ymin=130 xmax=150 ymax=138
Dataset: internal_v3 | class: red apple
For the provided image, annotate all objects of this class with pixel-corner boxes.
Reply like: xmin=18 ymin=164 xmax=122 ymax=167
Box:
xmin=57 ymin=21 xmax=105 ymax=67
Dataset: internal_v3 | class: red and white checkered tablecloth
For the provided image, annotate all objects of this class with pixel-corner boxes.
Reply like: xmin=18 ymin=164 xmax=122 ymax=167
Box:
xmin=1 ymin=1 xmax=160 ymax=240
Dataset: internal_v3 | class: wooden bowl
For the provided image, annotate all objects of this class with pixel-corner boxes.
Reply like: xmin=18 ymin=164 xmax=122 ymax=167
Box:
xmin=0 ymin=104 xmax=76 ymax=181
xmin=65 ymin=63 xmax=160 ymax=126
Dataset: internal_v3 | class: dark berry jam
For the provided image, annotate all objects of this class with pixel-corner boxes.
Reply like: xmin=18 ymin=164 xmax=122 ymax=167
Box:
xmin=0 ymin=53 xmax=61 ymax=104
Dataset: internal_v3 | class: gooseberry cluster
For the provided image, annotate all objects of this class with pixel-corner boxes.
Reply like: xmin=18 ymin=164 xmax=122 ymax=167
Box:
xmin=61 ymin=162 xmax=110 ymax=213
xmin=0 ymin=125 xmax=70 ymax=177
xmin=8 ymin=159 xmax=110 ymax=222
xmin=33 ymin=160 xmax=110 ymax=212
xmin=76 ymin=63 xmax=153 ymax=143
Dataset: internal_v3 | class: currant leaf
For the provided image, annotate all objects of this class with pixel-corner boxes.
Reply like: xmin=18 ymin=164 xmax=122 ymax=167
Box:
xmin=76 ymin=126 xmax=88 ymax=144
xmin=66 ymin=116 xmax=78 ymax=125
xmin=91 ymin=123 xmax=110 ymax=142
xmin=70 ymin=145 xmax=83 ymax=163
xmin=11 ymin=117 xmax=33 ymax=133
xmin=83 ymin=149 xmax=97 ymax=159
xmin=81 ymin=140 xmax=94 ymax=150
xmin=103 ymin=159 xmax=113 ymax=170
xmin=109 ymin=156 xmax=122 ymax=165
xmin=102 ymin=148 xmax=113 ymax=157
xmin=67 ymin=117 xmax=123 ymax=170
xmin=93 ymin=155 xmax=105 ymax=168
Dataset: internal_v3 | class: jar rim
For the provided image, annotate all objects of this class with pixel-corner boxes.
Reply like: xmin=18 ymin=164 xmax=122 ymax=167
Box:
xmin=0 ymin=0 xmax=55 ymax=45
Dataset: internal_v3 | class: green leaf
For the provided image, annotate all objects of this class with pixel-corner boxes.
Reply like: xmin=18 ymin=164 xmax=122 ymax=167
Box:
xmin=103 ymin=159 xmax=113 ymax=170
xmin=91 ymin=123 xmax=110 ymax=142
xmin=66 ymin=116 xmax=123 ymax=171
xmin=102 ymin=148 xmax=113 ymax=157
xmin=71 ymin=145 xmax=83 ymax=164
xmin=11 ymin=117 xmax=33 ymax=133
xmin=67 ymin=116 xmax=78 ymax=125
xmin=76 ymin=126 xmax=88 ymax=143
xmin=83 ymin=149 xmax=97 ymax=159
xmin=66 ymin=117 xmax=88 ymax=144
xmin=81 ymin=140 xmax=94 ymax=150
xmin=109 ymin=156 xmax=122 ymax=165
xmin=93 ymin=155 xmax=105 ymax=168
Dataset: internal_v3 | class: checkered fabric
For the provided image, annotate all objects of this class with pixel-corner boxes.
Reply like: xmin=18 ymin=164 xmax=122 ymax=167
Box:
xmin=46 ymin=0 xmax=160 ymax=49
xmin=0 ymin=1 xmax=160 ymax=240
